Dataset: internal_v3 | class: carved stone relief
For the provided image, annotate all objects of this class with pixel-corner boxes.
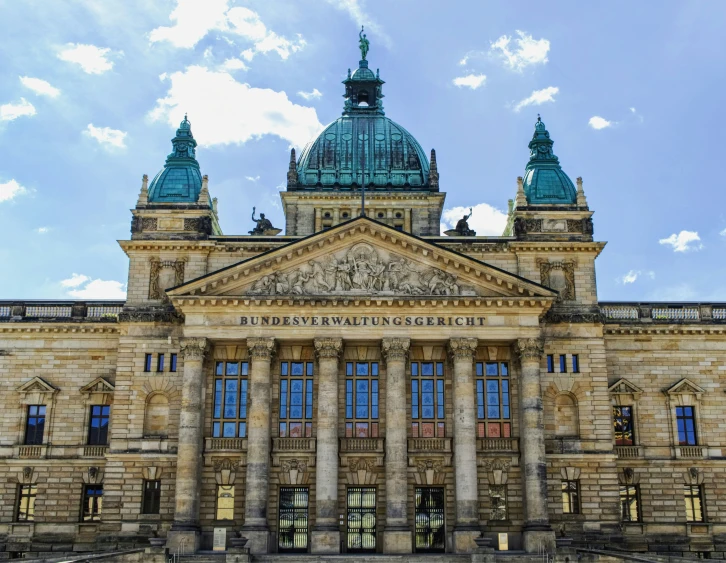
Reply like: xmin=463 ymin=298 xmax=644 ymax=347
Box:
xmin=149 ymin=259 xmax=186 ymax=300
xmin=347 ymin=457 xmax=378 ymax=485
xmin=247 ymin=243 xmax=476 ymax=297
xmin=280 ymin=458 xmax=309 ymax=485
xmin=415 ymin=459 xmax=445 ymax=485
xmin=214 ymin=458 xmax=239 ymax=485
xmin=538 ymin=259 xmax=576 ymax=301
xmin=481 ymin=458 xmax=510 ymax=485
xmin=184 ymin=217 xmax=212 ymax=234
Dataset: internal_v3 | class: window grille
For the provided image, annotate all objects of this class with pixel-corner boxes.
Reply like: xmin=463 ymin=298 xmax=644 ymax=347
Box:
xmin=278 ymin=487 xmax=309 ymax=552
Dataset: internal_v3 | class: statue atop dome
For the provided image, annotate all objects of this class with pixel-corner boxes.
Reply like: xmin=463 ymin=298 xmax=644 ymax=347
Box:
xmin=249 ymin=207 xmax=281 ymax=236
xmin=359 ymin=26 xmax=369 ymax=60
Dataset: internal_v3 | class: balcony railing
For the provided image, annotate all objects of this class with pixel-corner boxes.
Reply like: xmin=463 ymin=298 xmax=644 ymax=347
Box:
xmin=0 ymin=300 xmax=125 ymax=322
xmin=477 ymin=437 xmax=519 ymax=452
xmin=676 ymin=445 xmax=704 ymax=459
xmin=615 ymin=445 xmax=643 ymax=459
xmin=407 ymin=438 xmax=452 ymax=453
xmin=273 ymin=437 xmax=316 ymax=452
xmin=600 ymin=302 xmax=726 ymax=323
xmin=205 ymin=437 xmax=248 ymax=452
xmin=340 ymin=438 xmax=384 ymax=453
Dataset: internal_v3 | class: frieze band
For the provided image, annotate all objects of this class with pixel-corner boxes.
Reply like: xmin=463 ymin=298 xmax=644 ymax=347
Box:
xmin=241 ymin=315 xmax=486 ymax=327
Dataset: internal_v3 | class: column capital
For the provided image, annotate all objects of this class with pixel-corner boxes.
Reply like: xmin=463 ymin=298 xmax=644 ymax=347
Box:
xmin=314 ymin=337 xmax=343 ymax=359
xmin=247 ymin=337 xmax=276 ymax=360
xmin=447 ymin=337 xmax=478 ymax=360
xmin=515 ymin=338 xmax=544 ymax=362
xmin=180 ymin=337 xmax=209 ymax=360
xmin=381 ymin=337 xmax=410 ymax=362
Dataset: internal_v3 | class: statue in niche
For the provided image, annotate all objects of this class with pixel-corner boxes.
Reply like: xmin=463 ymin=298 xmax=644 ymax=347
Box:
xmin=249 ymin=207 xmax=281 ymax=236
xmin=444 ymin=207 xmax=477 ymax=236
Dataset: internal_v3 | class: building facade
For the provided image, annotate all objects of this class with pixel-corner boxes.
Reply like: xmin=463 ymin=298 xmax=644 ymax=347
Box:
xmin=1 ymin=46 xmax=726 ymax=561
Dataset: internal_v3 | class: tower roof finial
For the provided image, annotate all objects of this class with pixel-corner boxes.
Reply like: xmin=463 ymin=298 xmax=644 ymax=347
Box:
xmin=359 ymin=25 xmax=369 ymax=61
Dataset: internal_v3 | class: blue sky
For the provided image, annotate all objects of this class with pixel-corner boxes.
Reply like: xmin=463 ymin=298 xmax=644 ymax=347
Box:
xmin=1 ymin=0 xmax=725 ymax=301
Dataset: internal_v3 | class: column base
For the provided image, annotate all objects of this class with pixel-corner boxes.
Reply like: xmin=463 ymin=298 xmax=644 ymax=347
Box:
xmin=311 ymin=528 xmax=341 ymax=554
xmin=239 ymin=527 xmax=269 ymax=554
xmin=383 ymin=527 xmax=412 ymax=553
xmin=453 ymin=526 xmax=482 ymax=554
xmin=523 ymin=527 xmax=556 ymax=554
xmin=166 ymin=528 xmax=200 ymax=554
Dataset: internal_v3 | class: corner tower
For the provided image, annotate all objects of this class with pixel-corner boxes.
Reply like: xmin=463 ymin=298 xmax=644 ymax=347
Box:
xmin=281 ymin=31 xmax=444 ymax=236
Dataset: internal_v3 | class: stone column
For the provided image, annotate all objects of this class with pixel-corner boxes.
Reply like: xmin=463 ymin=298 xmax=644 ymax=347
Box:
xmin=311 ymin=337 xmax=343 ymax=554
xmin=240 ymin=337 xmax=276 ymax=554
xmin=516 ymin=338 xmax=555 ymax=553
xmin=382 ymin=338 xmax=411 ymax=553
xmin=448 ymin=337 xmax=480 ymax=554
xmin=168 ymin=337 xmax=209 ymax=553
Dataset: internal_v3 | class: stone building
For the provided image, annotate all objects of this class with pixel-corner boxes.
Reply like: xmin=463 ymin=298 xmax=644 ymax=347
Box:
xmin=1 ymin=43 xmax=726 ymax=561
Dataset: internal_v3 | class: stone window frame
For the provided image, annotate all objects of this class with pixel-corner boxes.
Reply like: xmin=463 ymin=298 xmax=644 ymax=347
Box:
xmin=15 ymin=377 xmax=59 ymax=447
xmin=618 ymin=467 xmax=642 ymax=523
xmin=79 ymin=378 xmax=115 ymax=447
xmin=683 ymin=468 xmax=707 ymax=523
xmin=410 ymin=360 xmax=446 ymax=439
xmin=344 ymin=360 xmax=381 ymax=438
xmin=560 ymin=467 xmax=582 ymax=516
xmin=481 ymin=458 xmax=510 ymax=523
xmin=474 ymin=360 xmax=512 ymax=439
xmin=608 ymin=379 xmax=643 ymax=449
xmin=665 ymin=379 xmax=707 ymax=456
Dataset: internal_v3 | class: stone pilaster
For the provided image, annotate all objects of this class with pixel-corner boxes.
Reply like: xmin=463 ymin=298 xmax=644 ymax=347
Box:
xmin=311 ymin=337 xmax=343 ymax=554
xmin=448 ymin=337 xmax=480 ymax=554
xmin=167 ymin=337 xmax=209 ymax=553
xmin=240 ymin=337 xmax=276 ymax=554
xmin=515 ymin=337 xmax=555 ymax=553
xmin=381 ymin=337 xmax=411 ymax=553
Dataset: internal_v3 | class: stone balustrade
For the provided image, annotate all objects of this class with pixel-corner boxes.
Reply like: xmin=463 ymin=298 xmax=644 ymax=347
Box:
xmin=600 ymin=302 xmax=726 ymax=323
xmin=0 ymin=300 xmax=125 ymax=321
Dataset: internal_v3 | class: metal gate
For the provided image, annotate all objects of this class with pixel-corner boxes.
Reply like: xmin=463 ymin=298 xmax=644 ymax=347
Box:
xmin=278 ymin=487 xmax=309 ymax=552
xmin=415 ymin=487 xmax=445 ymax=552
xmin=346 ymin=487 xmax=376 ymax=552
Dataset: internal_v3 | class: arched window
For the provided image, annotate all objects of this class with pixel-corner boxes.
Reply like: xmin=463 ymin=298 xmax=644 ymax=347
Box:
xmin=144 ymin=394 xmax=169 ymax=437
xmin=554 ymin=394 xmax=579 ymax=437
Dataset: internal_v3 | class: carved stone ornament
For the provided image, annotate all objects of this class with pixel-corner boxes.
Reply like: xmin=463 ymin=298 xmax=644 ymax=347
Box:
xmin=21 ymin=466 xmax=34 ymax=484
xmin=515 ymin=338 xmax=544 ymax=361
xmin=281 ymin=459 xmax=308 ymax=474
xmin=416 ymin=459 xmax=445 ymax=485
xmin=543 ymin=309 xmax=603 ymax=324
xmin=118 ymin=306 xmax=183 ymax=324
xmin=142 ymin=466 xmax=161 ymax=481
xmin=149 ymin=258 xmax=186 ymax=301
xmin=481 ymin=458 xmax=510 ymax=485
xmin=184 ymin=217 xmax=212 ymax=234
xmin=314 ymin=337 xmax=343 ymax=359
xmin=349 ymin=457 xmax=376 ymax=472
xmin=514 ymin=217 xmax=543 ymax=237
xmin=447 ymin=337 xmax=478 ymax=360
xmin=619 ymin=467 xmax=639 ymax=485
xmin=214 ymin=458 xmax=239 ymax=486
xmin=84 ymin=466 xmax=104 ymax=484
xmin=381 ymin=338 xmax=410 ymax=362
xmin=684 ymin=467 xmax=704 ymax=485
xmin=180 ymin=337 xmax=209 ymax=360
xmin=538 ymin=259 xmax=576 ymax=301
xmin=247 ymin=337 xmax=276 ymax=360
xmin=246 ymin=243 xmax=476 ymax=297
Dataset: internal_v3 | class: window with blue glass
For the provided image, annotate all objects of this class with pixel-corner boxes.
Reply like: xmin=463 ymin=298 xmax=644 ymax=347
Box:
xmin=212 ymin=361 xmax=249 ymax=438
xmin=345 ymin=361 xmax=379 ymax=438
xmin=475 ymin=362 xmax=510 ymax=438
xmin=87 ymin=405 xmax=110 ymax=445
xmin=279 ymin=361 xmax=314 ymax=438
xmin=24 ymin=405 xmax=46 ymax=445
xmin=676 ymin=406 xmax=697 ymax=446
xmin=410 ymin=362 xmax=445 ymax=438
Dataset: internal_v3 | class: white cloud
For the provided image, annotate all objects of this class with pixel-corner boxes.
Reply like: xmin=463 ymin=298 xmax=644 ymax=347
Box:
xmin=323 ymin=0 xmax=392 ymax=48
xmin=298 ymin=88 xmax=322 ymax=101
xmin=440 ymin=203 xmax=508 ymax=236
xmin=513 ymin=86 xmax=559 ymax=112
xmin=19 ymin=76 xmax=61 ymax=98
xmin=61 ymin=274 xmax=127 ymax=299
xmin=245 ymin=175 xmax=260 ymax=182
xmin=588 ymin=116 xmax=613 ymax=130
xmin=720 ymin=228 xmax=726 ymax=237
xmin=453 ymin=74 xmax=486 ymax=90
xmin=659 ymin=230 xmax=702 ymax=252
xmin=221 ymin=57 xmax=248 ymax=71
xmin=490 ymin=30 xmax=550 ymax=71
xmin=84 ymin=124 xmax=128 ymax=149
xmin=150 ymin=65 xmax=323 ymax=148
xmin=0 ymin=179 xmax=29 ymax=202
xmin=0 ymin=98 xmax=36 ymax=121
xmin=457 ymin=51 xmax=484 ymax=66
xmin=36 ymin=227 xmax=50 ymax=234
xmin=57 ymin=43 xmax=116 ymax=74
xmin=617 ymin=270 xmax=655 ymax=284
xmin=150 ymin=1 xmax=305 ymax=61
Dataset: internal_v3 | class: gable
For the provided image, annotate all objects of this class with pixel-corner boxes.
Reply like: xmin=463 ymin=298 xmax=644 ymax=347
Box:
xmin=168 ymin=218 xmax=557 ymax=302
xmin=608 ymin=378 xmax=643 ymax=396
xmin=666 ymin=378 xmax=705 ymax=398
xmin=80 ymin=377 xmax=115 ymax=395
xmin=17 ymin=376 xmax=58 ymax=395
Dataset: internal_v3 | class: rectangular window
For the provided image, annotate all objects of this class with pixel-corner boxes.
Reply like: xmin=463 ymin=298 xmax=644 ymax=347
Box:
xmin=684 ymin=485 xmax=705 ymax=522
xmin=559 ymin=355 xmax=567 ymax=373
xmin=157 ymin=353 xmax=165 ymax=372
xmin=24 ymin=405 xmax=46 ymax=445
xmin=489 ymin=484 xmax=508 ymax=521
xmin=87 ymin=405 xmax=110 ymax=445
xmin=141 ymin=480 xmax=161 ymax=514
xmin=613 ymin=406 xmax=634 ymax=446
xmin=676 ymin=406 xmax=697 ymax=445
xmin=82 ymin=484 xmax=103 ymax=521
xmin=620 ymin=484 xmax=640 ymax=522
xmin=216 ymin=485 xmax=235 ymax=520
xmin=170 ymin=353 xmax=177 ymax=372
xmin=561 ymin=480 xmax=580 ymax=514
xmin=411 ymin=361 xmax=445 ymax=438
xmin=212 ymin=361 xmax=249 ymax=438
xmin=572 ymin=354 xmax=580 ymax=373
xmin=475 ymin=362 xmax=510 ymax=438
xmin=345 ymin=361 xmax=379 ymax=438
xmin=546 ymin=355 xmax=554 ymax=373
xmin=279 ymin=361 xmax=314 ymax=438
xmin=144 ymin=353 xmax=152 ymax=372
xmin=16 ymin=484 xmax=37 ymax=522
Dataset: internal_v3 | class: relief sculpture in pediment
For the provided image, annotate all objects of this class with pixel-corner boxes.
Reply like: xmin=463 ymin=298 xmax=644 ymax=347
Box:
xmin=247 ymin=243 xmax=476 ymax=297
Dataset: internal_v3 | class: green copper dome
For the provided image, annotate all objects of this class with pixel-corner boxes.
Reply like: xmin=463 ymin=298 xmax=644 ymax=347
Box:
xmin=522 ymin=116 xmax=577 ymax=205
xmin=292 ymin=44 xmax=432 ymax=190
xmin=148 ymin=115 xmax=204 ymax=204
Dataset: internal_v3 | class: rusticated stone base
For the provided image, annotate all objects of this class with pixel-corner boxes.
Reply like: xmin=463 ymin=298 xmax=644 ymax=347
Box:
xmin=240 ymin=528 xmax=270 ymax=554
xmin=383 ymin=528 xmax=412 ymax=553
xmin=523 ymin=528 xmax=555 ymax=553
xmin=166 ymin=529 xmax=200 ymax=554
xmin=453 ymin=528 xmax=481 ymax=553
xmin=311 ymin=529 xmax=341 ymax=554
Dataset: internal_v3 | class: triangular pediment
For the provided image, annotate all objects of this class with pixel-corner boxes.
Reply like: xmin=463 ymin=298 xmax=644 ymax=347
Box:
xmin=666 ymin=378 xmax=705 ymax=397
xmin=80 ymin=377 xmax=115 ymax=395
xmin=608 ymin=378 xmax=643 ymax=396
xmin=168 ymin=218 xmax=557 ymax=302
xmin=17 ymin=376 xmax=58 ymax=395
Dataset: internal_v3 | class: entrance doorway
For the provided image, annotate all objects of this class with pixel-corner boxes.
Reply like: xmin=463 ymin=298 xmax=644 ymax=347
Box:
xmin=278 ymin=487 xmax=309 ymax=552
xmin=346 ymin=487 xmax=376 ymax=552
xmin=415 ymin=487 xmax=446 ymax=552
